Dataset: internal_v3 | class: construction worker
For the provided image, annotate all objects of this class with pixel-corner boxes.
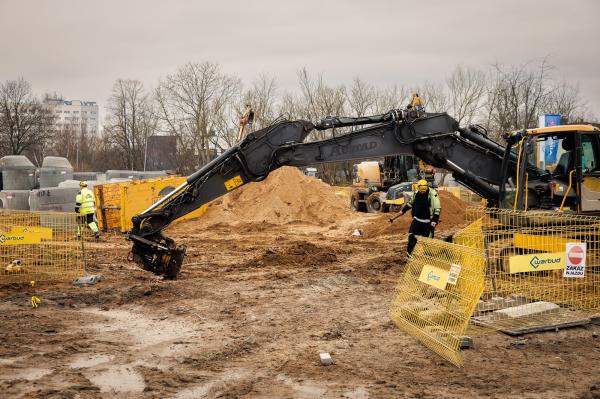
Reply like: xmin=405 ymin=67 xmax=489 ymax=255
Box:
xmin=237 ymin=103 xmax=255 ymax=141
xmin=408 ymin=93 xmax=424 ymax=112
xmin=75 ymin=181 xmax=100 ymax=238
xmin=400 ymin=179 xmax=441 ymax=256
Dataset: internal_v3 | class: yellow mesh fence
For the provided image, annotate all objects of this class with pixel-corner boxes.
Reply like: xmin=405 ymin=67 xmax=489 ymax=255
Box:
xmin=94 ymin=177 xmax=208 ymax=232
xmin=390 ymin=238 xmax=486 ymax=367
xmin=456 ymin=207 xmax=600 ymax=334
xmin=0 ymin=210 xmax=86 ymax=285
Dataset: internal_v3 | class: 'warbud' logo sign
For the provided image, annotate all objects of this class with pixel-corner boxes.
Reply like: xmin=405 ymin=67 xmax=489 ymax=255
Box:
xmin=0 ymin=226 xmax=53 ymax=246
xmin=509 ymin=252 xmax=565 ymax=274
xmin=418 ymin=264 xmax=450 ymax=290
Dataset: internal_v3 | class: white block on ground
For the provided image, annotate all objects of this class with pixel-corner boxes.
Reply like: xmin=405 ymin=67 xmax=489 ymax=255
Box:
xmin=493 ymin=301 xmax=559 ymax=319
xmin=319 ymin=352 xmax=332 ymax=366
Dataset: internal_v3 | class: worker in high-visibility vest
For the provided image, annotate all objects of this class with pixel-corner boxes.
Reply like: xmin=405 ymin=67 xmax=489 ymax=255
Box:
xmin=75 ymin=181 xmax=100 ymax=238
xmin=400 ymin=179 xmax=441 ymax=256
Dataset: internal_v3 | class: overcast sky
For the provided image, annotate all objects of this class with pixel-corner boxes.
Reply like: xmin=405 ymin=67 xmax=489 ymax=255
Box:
xmin=1 ymin=0 xmax=599 ymax=120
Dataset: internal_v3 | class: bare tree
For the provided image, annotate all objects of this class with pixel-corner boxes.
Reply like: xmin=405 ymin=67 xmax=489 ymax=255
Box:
xmin=346 ymin=77 xmax=376 ymax=117
xmin=154 ymin=62 xmax=240 ymax=172
xmin=0 ymin=78 xmax=52 ymax=157
xmin=104 ymin=79 xmax=156 ymax=170
xmin=446 ymin=65 xmax=486 ymax=125
xmin=545 ymin=80 xmax=588 ymax=124
xmin=242 ymin=74 xmax=278 ymax=130
xmin=484 ymin=59 xmax=555 ymax=136
xmin=296 ymin=68 xmax=346 ymax=125
xmin=295 ymin=68 xmax=349 ymax=183
xmin=373 ymin=85 xmax=409 ymax=114
xmin=416 ymin=82 xmax=449 ymax=113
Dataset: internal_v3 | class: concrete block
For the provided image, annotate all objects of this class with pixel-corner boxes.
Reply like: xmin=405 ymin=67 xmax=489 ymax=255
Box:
xmin=460 ymin=336 xmax=474 ymax=349
xmin=493 ymin=301 xmax=560 ymax=320
xmin=475 ymin=297 xmax=518 ymax=314
xmin=319 ymin=352 xmax=332 ymax=366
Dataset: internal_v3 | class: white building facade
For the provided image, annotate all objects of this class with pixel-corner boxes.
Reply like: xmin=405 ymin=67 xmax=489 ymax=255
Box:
xmin=44 ymin=98 xmax=99 ymax=135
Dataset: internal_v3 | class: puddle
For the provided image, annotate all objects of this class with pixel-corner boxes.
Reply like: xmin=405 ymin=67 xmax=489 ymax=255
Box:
xmin=0 ymin=356 xmax=24 ymax=366
xmin=2 ymin=368 xmax=53 ymax=381
xmin=344 ymin=386 xmax=369 ymax=399
xmin=174 ymin=369 xmax=249 ymax=399
xmin=276 ymin=374 xmax=327 ymax=398
xmin=70 ymin=354 xmax=113 ymax=369
xmin=87 ymin=365 xmax=145 ymax=393
xmin=83 ymin=308 xmax=198 ymax=349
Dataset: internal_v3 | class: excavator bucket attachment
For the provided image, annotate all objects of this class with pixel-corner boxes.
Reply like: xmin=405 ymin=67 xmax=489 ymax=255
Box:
xmin=130 ymin=235 xmax=186 ymax=279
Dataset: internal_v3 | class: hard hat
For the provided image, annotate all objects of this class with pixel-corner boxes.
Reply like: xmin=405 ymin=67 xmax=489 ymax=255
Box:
xmin=417 ymin=179 xmax=428 ymax=193
xmin=79 ymin=181 xmax=88 ymax=188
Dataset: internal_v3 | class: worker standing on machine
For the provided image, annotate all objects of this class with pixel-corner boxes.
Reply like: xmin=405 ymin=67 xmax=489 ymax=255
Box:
xmin=75 ymin=181 xmax=100 ymax=239
xmin=400 ymin=179 xmax=441 ymax=256
xmin=409 ymin=93 xmax=424 ymax=112
xmin=237 ymin=103 xmax=255 ymax=141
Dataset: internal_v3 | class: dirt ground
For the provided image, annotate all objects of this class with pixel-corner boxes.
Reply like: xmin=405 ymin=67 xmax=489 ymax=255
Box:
xmin=1 ymin=168 xmax=599 ymax=398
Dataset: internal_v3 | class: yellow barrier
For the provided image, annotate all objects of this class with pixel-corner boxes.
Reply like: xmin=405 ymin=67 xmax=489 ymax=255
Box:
xmin=94 ymin=177 xmax=208 ymax=232
xmin=0 ymin=210 xmax=86 ymax=285
xmin=390 ymin=238 xmax=486 ymax=367
xmin=456 ymin=207 xmax=600 ymax=333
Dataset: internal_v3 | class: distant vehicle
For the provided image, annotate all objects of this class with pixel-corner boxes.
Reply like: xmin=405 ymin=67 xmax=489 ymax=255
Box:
xmin=349 ymin=155 xmax=435 ymax=213
xmin=304 ymin=167 xmax=318 ymax=177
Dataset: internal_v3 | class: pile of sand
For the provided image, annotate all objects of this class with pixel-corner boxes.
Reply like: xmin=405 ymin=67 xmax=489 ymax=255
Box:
xmin=361 ymin=190 xmax=469 ymax=237
xmin=195 ymin=166 xmax=353 ymax=227
xmin=168 ymin=166 xmax=471 ymax=237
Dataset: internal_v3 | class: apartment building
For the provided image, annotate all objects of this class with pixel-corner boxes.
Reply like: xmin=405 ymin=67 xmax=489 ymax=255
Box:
xmin=44 ymin=98 xmax=99 ymax=135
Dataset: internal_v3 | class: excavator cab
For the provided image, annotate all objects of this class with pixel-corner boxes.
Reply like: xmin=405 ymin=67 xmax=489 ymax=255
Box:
xmin=500 ymin=125 xmax=600 ymax=213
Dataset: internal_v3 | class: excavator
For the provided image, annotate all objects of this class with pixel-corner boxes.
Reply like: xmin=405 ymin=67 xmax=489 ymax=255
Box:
xmin=128 ymin=108 xmax=600 ymax=278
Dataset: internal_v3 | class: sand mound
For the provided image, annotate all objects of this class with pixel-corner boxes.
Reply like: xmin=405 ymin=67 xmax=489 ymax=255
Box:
xmin=184 ymin=166 xmax=353 ymax=228
xmin=361 ymin=190 xmax=469 ymax=237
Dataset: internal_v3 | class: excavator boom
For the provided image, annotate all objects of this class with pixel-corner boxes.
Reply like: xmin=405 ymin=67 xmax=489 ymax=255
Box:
xmin=129 ymin=110 xmax=512 ymax=278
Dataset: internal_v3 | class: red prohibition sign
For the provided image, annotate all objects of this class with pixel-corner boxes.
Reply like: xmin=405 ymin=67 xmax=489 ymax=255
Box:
xmin=568 ymin=245 xmax=584 ymax=265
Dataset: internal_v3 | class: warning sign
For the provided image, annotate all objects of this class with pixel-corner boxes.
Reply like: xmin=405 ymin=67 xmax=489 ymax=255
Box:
xmin=564 ymin=243 xmax=586 ymax=278
xmin=446 ymin=263 xmax=461 ymax=285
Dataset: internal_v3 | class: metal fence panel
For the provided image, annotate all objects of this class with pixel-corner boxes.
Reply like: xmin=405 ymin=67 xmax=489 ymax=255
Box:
xmin=390 ymin=238 xmax=486 ymax=367
xmin=0 ymin=210 xmax=86 ymax=285
xmin=460 ymin=207 xmax=600 ymax=332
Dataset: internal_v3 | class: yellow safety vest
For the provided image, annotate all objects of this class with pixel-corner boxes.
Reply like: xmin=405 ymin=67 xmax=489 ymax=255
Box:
xmin=76 ymin=187 xmax=95 ymax=215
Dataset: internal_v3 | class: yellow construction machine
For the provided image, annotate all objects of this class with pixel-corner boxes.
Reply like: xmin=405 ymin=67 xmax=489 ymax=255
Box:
xmin=128 ymin=107 xmax=600 ymax=278
xmin=350 ymin=156 xmax=436 ymax=213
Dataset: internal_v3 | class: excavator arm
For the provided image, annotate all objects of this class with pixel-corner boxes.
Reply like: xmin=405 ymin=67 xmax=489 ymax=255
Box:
xmin=129 ymin=109 xmax=511 ymax=278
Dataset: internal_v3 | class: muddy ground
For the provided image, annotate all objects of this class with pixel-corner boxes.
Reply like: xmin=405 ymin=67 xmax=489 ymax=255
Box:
xmin=0 ymin=217 xmax=599 ymax=399
xmin=0 ymin=168 xmax=599 ymax=398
